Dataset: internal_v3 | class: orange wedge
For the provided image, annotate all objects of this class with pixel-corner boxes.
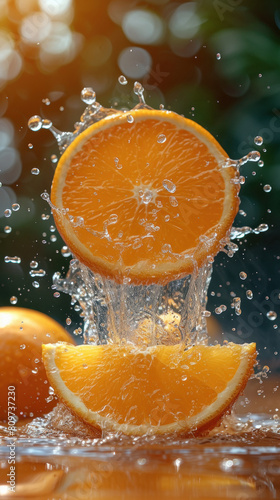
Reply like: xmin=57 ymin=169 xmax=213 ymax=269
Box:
xmin=42 ymin=342 xmax=256 ymax=436
xmin=51 ymin=109 xmax=239 ymax=284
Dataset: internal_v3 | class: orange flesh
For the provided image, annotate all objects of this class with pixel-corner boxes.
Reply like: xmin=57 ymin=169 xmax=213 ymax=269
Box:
xmin=51 ymin=111 xmax=239 ymax=284
xmin=45 ymin=343 xmax=256 ymax=430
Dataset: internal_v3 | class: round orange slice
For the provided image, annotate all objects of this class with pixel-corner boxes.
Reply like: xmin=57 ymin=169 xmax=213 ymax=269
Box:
xmin=51 ymin=109 xmax=240 ymax=285
xmin=42 ymin=342 xmax=256 ymax=436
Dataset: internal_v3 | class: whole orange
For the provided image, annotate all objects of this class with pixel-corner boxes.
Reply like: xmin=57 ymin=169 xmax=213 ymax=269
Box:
xmin=0 ymin=307 xmax=75 ymax=421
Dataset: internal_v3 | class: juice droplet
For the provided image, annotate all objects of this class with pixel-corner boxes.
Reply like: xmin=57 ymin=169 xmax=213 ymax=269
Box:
xmin=246 ymin=290 xmax=253 ymax=300
xmin=254 ymin=136 xmax=263 ymax=146
xmin=157 ymin=134 xmax=166 ymax=144
xmin=263 ymin=184 xmax=272 ymax=193
xmin=12 ymin=203 xmax=20 ymax=211
xmin=31 ymin=168 xmax=40 ymax=175
xmin=267 ymin=311 xmax=277 ymax=321
xmin=10 ymin=296 xmax=18 ymax=305
xmin=28 ymin=115 xmax=42 ymax=131
xmin=4 ymin=226 xmax=12 ymax=233
xmin=239 ymin=271 xmax=247 ymax=280
xmin=118 ymin=75 xmax=128 ymax=85
xmin=163 ymin=179 xmax=176 ymax=193
xmin=81 ymin=87 xmax=96 ymax=105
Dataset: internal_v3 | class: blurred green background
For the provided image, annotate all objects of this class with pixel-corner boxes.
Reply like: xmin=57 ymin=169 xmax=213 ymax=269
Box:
xmin=0 ymin=0 xmax=279 ymax=372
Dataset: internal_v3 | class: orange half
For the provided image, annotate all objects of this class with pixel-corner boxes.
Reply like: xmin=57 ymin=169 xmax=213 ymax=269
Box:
xmin=42 ymin=342 xmax=256 ymax=436
xmin=51 ymin=109 xmax=240 ymax=284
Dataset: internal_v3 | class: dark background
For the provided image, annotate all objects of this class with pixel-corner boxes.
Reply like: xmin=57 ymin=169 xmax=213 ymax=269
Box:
xmin=0 ymin=0 xmax=279 ymax=373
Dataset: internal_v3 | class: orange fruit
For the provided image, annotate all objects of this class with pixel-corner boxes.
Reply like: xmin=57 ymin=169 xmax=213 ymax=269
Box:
xmin=42 ymin=342 xmax=256 ymax=436
xmin=51 ymin=109 xmax=239 ymax=285
xmin=0 ymin=307 xmax=75 ymax=421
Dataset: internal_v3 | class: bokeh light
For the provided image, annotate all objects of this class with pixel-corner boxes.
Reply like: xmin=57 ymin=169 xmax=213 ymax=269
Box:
xmin=118 ymin=47 xmax=152 ymax=79
xmin=169 ymin=3 xmax=203 ymax=40
xmin=122 ymin=9 xmax=164 ymax=45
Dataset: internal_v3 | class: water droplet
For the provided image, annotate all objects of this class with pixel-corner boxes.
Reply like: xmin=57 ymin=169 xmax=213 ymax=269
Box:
xmin=66 ymin=317 xmax=72 ymax=325
xmin=202 ymin=310 xmax=211 ymax=317
xmin=267 ymin=311 xmax=277 ymax=321
xmin=159 ymin=104 xmax=164 ymax=110
xmin=41 ymin=213 xmax=50 ymax=220
xmin=32 ymin=281 xmax=40 ymax=288
xmin=239 ymin=271 xmax=247 ymax=280
xmin=215 ymin=305 xmax=227 ymax=314
xmin=4 ymin=256 xmax=21 ymax=264
xmin=257 ymin=223 xmax=269 ymax=233
xmin=216 ymin=53 xmax=221 ymax=60
xmin=4 ymin=226 xmax=12 ymax=234
xmin=81 ymin=87 xmax=96 ymax=105
xmin=51 ymin=154 xmax=58 ymax=164
xmin=157 ymin=134 xmax=166 ymax=144
xmin=108 ymin=214 xmax=118 ymax=224
xmin=50 ymin=235 xmax=57 ymax=242
xmin=12 ymin=203 xmax=20 ymax=211
xmin=254 ymin=136 xmax=263 ymax=146
xmin=31 ymin=168 xmax=40 ymax=175
xmin=29 ymin=269 xmax=46 ymax=277
xmin=41 ymin=192 xmax=50 ymax=201
xmin=247 ymin=151 xmax=261 ymax=162
xmin=162 ymin=243 xmax=172 ymax=253
xmin=42 ymin=118 xmax=52 ymax=129
xmin=165 ymin=215 xmax=170 ymax=222
xmin=28 ymin=143 xmax=33 ymax=149
xmin=246 ymin=290 xmax=253 ymax=300
xmin=4 ymin=209 xmax=12 ymax=218
xmin=163 ymin=179 xmax=176 ymax=193
xmin=118 ymin=75 xmax=127 ymax=85
xmin=74 ymin=327 xmax=82 ymax=336
xmin=53 ymin=292 xmax=60 ymax=298
xmin=258 ymin=160 xmax=264 ymax=167
xmin=10 ymin=296 xmax=18 ymax=305
xmin=20 ymin=344 xmax=26 ymax=350
xmin=30 ymin=261 xmax=38 ymax=269
xmin=169 ymin=196 xmax=178 ymax=207
xmin=141 ymin=189 xmax=153 ymax=204
xmin=263 ymin=184 xmax=272 ymax=193
xmin=127 ymin=114 xmax=134 ymax=123
xmin=28 ymin=115 xmax=42 ymax=132
xmin=61 ymin=246 xmax=71 ymax=258
xmin=42 ymin=98 xmax=50 ymax=105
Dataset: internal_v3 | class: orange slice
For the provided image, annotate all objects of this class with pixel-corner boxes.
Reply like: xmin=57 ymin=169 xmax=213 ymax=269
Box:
xmin=51 ymin=109 xmax=239 ymax=284
xmin=42 ymin=342 xmax=256 ymax=436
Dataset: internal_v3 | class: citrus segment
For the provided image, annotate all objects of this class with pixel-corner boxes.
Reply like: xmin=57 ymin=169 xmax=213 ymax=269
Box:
xmin=51 ymin=109 xmax=240 ymax=284
xmin=0 ymin=307 xmax=75 ymax=421
xmin=42 ymin=342 xmax=256 ymax=435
